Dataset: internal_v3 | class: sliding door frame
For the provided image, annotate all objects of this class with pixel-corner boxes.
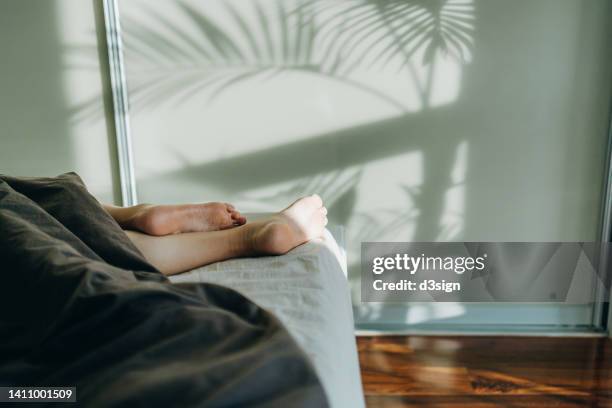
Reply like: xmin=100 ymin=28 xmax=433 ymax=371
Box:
xmin=599 ymin=92 xmax=612 ymax=333
xmin=101 ymin=0 xmax=137 ymax=206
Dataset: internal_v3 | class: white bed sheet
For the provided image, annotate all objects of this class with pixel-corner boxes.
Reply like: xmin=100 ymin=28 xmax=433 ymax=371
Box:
xmin=169 ymin=228 xmax=364 ymax=408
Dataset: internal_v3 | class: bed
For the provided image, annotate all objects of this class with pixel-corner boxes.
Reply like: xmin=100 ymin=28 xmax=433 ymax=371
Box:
xmin=0 ymin=173 xmax=364 ymax=407
xmin=170 ymin=225 xmax=365 ymax=408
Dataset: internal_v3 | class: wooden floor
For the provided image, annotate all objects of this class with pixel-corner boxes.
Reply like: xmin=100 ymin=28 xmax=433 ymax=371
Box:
xmin=358 ymin=336 xmax=612 ymax=407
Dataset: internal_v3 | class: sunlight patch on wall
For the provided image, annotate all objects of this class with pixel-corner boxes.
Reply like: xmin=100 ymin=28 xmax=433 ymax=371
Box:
xmin=438 ymin=140 xmax=469 ymax=241
xmin=349 ymin=151 xmax=423 ymax=243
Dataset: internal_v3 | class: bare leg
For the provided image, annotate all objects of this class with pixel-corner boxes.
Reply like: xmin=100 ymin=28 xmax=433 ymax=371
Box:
xmin=126 ymin=195 xmax=327 ymax=276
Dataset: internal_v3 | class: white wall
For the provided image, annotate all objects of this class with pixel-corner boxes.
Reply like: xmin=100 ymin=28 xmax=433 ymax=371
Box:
xmin=0 ymin=0 xmax=117 ymax=203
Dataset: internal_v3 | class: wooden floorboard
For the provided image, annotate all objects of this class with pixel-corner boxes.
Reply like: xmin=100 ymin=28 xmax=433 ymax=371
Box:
xmin=358 ymin=336 xmax=612 ymax=407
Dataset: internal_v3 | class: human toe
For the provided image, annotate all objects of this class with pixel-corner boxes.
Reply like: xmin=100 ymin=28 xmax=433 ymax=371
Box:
xmin=310 ymin=194 xmax=323 ymax=208
xmin=231 ymin=211 xmax=247 ymax=225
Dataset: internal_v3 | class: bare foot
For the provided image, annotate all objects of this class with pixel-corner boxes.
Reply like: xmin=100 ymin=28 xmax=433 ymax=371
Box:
xmin=131 ymin=202 xmax=246 ymax=236
xmin=243 ymin=195 xmax=328 ymax=255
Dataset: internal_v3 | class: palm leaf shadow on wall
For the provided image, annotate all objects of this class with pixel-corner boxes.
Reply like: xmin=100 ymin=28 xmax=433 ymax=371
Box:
xmin=71 ymin=0 xmax=474 ymax=120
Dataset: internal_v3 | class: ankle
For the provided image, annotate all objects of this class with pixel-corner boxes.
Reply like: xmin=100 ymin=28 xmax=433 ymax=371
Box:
xmin=228 ymin=224 xmax=258 ymax=257
xmin=251 ymin=221 xmax=294 ymax=255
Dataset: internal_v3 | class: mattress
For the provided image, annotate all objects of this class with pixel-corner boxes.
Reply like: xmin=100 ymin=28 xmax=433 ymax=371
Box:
xmin=169 ymin=227 xmax=365 ymax=408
